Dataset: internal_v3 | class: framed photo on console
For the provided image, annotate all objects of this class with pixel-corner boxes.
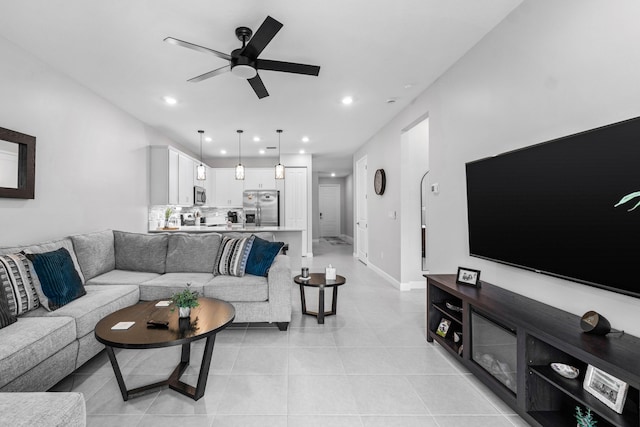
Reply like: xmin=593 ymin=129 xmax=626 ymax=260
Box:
xmin=583 ymin=364 xmax=628 ymax=414
xmin=436 ymin=318 xmax=451 ymax=338
xmin=456 ymin=267 xmax=481 ymax=287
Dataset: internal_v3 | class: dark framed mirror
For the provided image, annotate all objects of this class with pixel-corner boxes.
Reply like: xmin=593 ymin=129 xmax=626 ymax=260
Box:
xmin=0 ymin=127 xmax=36 ymax=199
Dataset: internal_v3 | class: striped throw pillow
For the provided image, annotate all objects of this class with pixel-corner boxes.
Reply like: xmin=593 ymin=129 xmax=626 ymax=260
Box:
xmin=0 ymin=253 xmax=40 ymax=316
xmin=214 ymin=235 xmax=255 ymax=277
xmin=0 ymin=286 xmax=17 ymax=329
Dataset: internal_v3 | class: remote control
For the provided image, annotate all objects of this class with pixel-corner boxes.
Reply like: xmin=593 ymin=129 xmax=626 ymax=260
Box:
xmin=146 ymin=320 xmax=169 ymax=328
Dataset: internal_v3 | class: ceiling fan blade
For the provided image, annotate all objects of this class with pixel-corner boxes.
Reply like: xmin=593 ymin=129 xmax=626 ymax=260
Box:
xmin=164 ymin=37 xmax=231 ymax=61
xmin=256 ymin=59 xmax=320 ymax=76
xmin=187 ymin=65 xmax=231 ymax=82
xmin=248 ymin=74 xmax=269 ymax=99
xmin=241 ymin=16 xmax=283 ymax=59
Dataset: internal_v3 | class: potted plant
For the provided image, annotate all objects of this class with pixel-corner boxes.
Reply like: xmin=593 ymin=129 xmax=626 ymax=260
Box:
xmin=575 ymin=406 xmax=597 ymax=427
xmin=171 ymin=283 xmax=200 ymax=318
xmin=164 ymin=207 xmax=174 ymax=229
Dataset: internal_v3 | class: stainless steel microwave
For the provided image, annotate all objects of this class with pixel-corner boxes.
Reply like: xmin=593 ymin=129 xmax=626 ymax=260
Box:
xmin=194 ymin=186 xmax=206 ymax=205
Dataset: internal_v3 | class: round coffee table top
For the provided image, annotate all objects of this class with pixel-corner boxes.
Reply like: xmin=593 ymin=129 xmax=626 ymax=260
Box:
xmin=95 ymin=297 xmax=235 ymax=349
xmin=294 ymin=273 xmax=346 ymax=287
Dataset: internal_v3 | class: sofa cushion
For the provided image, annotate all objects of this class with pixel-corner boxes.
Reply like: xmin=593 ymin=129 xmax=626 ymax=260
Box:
xmin=0 ymin=392 xmax=86 ymax=427
xmin=22 ymin=284 xmax=139 ymax=339
xmin=25 ymin=248 xmax=86 ymax=311
xmin=86 ymin=269 xmax=161 ymax=286
xmin=0 ymin=287 xmax=17 ymax=329
xmin=204 ymin=274 xmax=268 ymax=302
xmin=1 ymin=237 xmax=86 ymax=284
xmin=0 ymin=253 xmax=40 ymax=315
xmin=70 ymin=230 xmax=115 ymax=281
xmin=0 ymin=316 xmax=76 ymax=389
xmin=165 ymin=233 xmax=222 ymax=273
xmin=245 ymin=236 xmax=285 ymax=277
xmin=214 ymin=235 xmax=255 ymax=277
xmin=139 ymin=272 xmax=213 ymax=301
xmin=114 ymin=231 xmax=168 ymax=274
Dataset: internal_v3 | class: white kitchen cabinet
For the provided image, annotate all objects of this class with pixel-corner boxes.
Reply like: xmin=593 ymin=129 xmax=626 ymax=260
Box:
xmin=150 ymin=146 xmax=209 ymax=206
xmin=214 ymin=168 xmax=243 ymax=207
xmin=244 ymin=168 xmax=276 ymax=190
xmin=178 ymin=154 xmax=194 ymax=206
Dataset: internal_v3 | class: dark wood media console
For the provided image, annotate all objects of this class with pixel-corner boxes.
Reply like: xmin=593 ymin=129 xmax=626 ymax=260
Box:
xmin=426 ymin=274 xmax=640 ymax=427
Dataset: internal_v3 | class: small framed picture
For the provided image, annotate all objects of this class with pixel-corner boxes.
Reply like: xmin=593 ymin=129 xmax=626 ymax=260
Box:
xmin=456 ymin=267 xmax=481 ymax=287
xmin=583 ymin=364 xmax=628 ymax=414
xmin=436 ymin=318 xmax=451 ymax=338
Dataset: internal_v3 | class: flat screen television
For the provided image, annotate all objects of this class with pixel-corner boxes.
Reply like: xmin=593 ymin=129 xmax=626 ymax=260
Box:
xmin=465 ymin=116 xmax=640 ymax=298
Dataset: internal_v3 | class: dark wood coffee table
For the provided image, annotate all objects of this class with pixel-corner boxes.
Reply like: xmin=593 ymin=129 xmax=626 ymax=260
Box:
xmin=95 ymin=297 xmax=235 ymax=401
xmin=294 ymin=273 xmax=346 ymax=324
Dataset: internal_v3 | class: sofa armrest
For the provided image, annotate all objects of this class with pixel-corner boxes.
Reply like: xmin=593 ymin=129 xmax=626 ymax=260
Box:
xmin=266 ymin=254 xmax=292 ymax=322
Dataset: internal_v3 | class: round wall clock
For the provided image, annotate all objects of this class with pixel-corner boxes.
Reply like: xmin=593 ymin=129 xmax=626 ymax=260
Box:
xmin=374 ymin=169 xmax=386 ymax=195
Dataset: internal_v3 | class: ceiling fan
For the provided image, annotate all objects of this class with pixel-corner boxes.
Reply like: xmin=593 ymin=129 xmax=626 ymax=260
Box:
xmin=164 ymin=16 xmax=321 ymax=99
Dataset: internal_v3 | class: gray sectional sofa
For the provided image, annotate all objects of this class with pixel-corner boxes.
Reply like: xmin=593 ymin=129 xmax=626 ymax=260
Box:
xmin=0 ymin=229 xmax=292 ymax=398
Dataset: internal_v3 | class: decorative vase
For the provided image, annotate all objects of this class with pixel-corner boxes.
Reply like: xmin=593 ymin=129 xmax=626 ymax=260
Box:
xmin=178 ymin=307 xmax=191 ymax=318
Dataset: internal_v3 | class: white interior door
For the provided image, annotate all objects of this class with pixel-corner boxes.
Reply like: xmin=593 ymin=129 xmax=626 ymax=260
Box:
xmin=356 ymin=155 xmax=368 ymax=264
xmin=319 ymin=184 xmax=341 ymax=237
xmin=284 ymin=167 xmax=308 ymax=255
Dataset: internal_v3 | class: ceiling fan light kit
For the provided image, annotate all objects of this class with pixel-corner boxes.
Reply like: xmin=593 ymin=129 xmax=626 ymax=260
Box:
xmin=165 ymin=16 xmax=320 ymax=99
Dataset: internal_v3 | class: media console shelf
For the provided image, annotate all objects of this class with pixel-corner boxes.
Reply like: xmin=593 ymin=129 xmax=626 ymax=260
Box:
xmin=426 ymin=274 xmax=640 ymax=427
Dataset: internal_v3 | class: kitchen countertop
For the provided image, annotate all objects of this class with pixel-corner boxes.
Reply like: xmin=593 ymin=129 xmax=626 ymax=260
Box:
xmin=149 ymin=225 xmax=303 ymax=233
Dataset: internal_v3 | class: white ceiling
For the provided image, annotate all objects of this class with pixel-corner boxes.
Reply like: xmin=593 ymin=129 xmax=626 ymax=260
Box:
xmin=0 ymin=0 xmax=520 ymax=177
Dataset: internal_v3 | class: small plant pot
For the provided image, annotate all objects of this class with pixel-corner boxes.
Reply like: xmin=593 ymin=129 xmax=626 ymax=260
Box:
xmin=178 ymin=307 xmax=191 ymax=318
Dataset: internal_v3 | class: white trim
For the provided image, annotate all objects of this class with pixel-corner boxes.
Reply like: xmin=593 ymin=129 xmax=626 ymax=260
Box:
xmin=367 ymin=261 xmax=401 ymax=290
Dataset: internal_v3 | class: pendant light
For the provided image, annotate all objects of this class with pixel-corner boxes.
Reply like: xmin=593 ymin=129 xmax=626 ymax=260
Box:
xmin=196 ymin=130 xmax=206 ymax=180
xmin=235 ymin=129 xmax=245 ymax=180
xmin=275 ymin=129 xmax=285 ymax=180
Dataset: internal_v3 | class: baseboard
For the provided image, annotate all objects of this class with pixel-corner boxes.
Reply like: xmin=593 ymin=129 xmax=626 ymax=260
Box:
xmin=312 ymin=238 xmax=320 ymax=243
xmin=367 ymin=261 xmax=402 ymax=290
xmin=404 ymin=280 xmax=426 ymax=290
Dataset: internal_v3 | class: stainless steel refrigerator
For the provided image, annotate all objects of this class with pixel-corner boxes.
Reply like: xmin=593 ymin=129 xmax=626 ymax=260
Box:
xmin=243 ymin=190 xmax=280 ymax=226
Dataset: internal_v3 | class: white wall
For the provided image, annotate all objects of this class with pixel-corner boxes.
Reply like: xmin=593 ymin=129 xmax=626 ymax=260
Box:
xmin=343 ymin=174 xmax=354 ymax=238
xmin=0 ymin=35 xmax=172 ymax=245
xmin=400 ymin=118 xmax=429 ymax=288
xmin=355 ymin=0 xmax=640 ymax=336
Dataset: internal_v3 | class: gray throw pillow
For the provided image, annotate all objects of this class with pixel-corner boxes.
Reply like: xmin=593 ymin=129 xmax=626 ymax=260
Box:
xmin=166 ymin=233 xmax=222 ymax=273
xmin=113 ymin=231 xmax=168 ymax=274
xmin=70 ymin=230 xmax=115 ymax=280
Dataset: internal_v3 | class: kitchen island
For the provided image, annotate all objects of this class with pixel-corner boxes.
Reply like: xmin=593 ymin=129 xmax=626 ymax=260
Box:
xmin=149 ymin=226 xmax=303 ymax=272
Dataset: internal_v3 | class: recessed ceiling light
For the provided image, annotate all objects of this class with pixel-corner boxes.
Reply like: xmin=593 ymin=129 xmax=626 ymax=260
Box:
xmin=205 ymin=137 xmax=212 ymax=142
xmin=331 ymin=173 xmax=336 ymax=177
xmin=341 ymin=96 xmax=353 ymax=105
xmin=220 ymin=149 xmax=227 ymax=155
xmin=299 ymin=149 xmax=305 ymax=154
xmin=253 ymin=136 xmax=260 ymax=142
xmin=302 ymin=136 xmax=310 ymax=143
xmin=163 ymin=96 xmax=177 ymax=105
xmin=404 ymin=83 xmax=414 ymax=89
xmin=259 ymin=149 xmax=265 ymax=155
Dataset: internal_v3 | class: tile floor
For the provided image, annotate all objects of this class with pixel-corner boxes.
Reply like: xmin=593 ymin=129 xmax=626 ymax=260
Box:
xmin=52 ymin=239 xmax=531 ymax=426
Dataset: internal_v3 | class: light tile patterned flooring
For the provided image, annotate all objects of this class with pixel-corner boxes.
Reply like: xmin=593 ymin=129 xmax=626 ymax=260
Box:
xmin=52 ymin=239 xmax=531 ymax=426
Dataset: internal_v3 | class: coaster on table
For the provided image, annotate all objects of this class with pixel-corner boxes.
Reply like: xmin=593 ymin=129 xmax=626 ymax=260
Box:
xmin=111 ymin=321 xmax=135 ymax=330
xmin=155 ymin=301 xmax=171 ymax=307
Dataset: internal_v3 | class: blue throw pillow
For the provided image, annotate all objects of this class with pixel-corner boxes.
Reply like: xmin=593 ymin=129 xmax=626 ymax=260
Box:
xmin=245 ymin=236 xmax=284 ymax=277
xmin=25 ymin=248 xmax=86 ymax=310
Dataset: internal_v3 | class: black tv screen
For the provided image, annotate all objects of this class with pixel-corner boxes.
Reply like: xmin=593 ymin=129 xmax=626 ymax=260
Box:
xmin=465 ymin=116 xmax=640 ymax=298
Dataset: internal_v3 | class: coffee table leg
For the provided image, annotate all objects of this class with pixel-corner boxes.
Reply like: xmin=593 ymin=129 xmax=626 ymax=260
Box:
xmin=105 ymin=346 xmax=129 ymax=401
xmin=194 ymin=335 xmax=216 ymax=399
xmin=332 ymin=286 xmax=339 ymax=314
xmin=318 ymin=284 xmax=325 ymax=324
